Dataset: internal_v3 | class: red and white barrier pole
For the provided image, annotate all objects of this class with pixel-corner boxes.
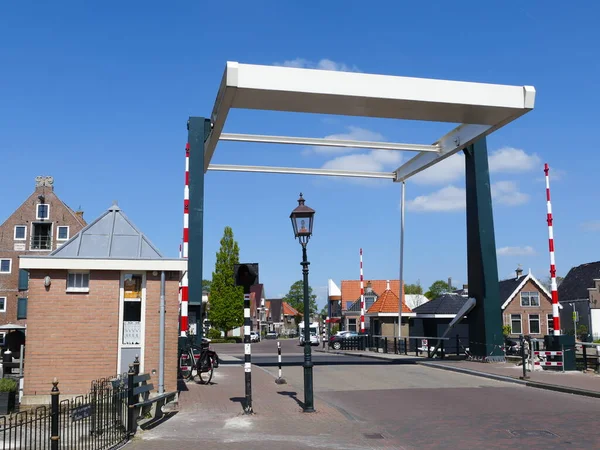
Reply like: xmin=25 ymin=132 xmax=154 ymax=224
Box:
xmin=180 ymin=143 xmax=190 ymax=337
xmin=544 ymin=163 xmax=560 ymax=336
xmin=360 ymin=248 xmax=365 ymax=333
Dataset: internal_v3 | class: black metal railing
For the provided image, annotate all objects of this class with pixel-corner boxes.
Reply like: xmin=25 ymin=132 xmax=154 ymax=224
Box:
xmin=0 ymin=373 xmax=129 ymax=449
xmin=30 ymin=236 xmax=52 ymax=250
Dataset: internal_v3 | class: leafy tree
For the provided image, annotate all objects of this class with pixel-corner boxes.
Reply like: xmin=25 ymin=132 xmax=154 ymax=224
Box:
xmin=404 ymin=283 xmax=423 ymax=295
xmin=207 ymin=227 xmax=242 ymax=335
xmin=502 ymin=325 xmax=511 ymax=337
xmin=319 ymin=304 xmax=328 ymax=319
xmin=425 ymin=280 xmax=456 ymax=299
xmin=202 ymin=279 xmax=212 ymax=293
xmin=283 ymin=280 xmax=318 ymax=315
xmin=294 ymin=313 xmax=303 ymax=328
xmin=542 ymin=276 xmax=564 ymax=292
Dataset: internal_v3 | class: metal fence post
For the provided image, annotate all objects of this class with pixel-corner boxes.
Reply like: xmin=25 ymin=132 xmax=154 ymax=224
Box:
xmin=384 ymin=337 xmax=388 ymax=353
xmin=404 ymin=337 xmax=408 ymax=355
xmin=127 ymin=364 xmax=136 ymax=437
xmin=456 ymin=334 xmax=460 ymax=356
xmin=394 ymin=337 xmax=397 ymax=354
xmin=440 ymin=340 xmax=445 ymax=359
xmin=520 ymin=335 xmax=528 ymax=379
xmin=50 ymin=378 xmax=60 ymax=450
xmin=414 ymin=338 xmax=418 ymax=356
xmin=133 ymin=355 xmax=140 ymax=375
xmin=583 ymin=344 xmax=587 ymax=371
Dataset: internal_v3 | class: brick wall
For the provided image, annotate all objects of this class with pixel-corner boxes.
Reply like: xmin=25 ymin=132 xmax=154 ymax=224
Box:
xmin=0 ymin=185 xmax=85 ymax=325
xmin=23 ymin=269 xmax=180 ymax=401
xmin=503 ymin=279 xmax=554 ymax=336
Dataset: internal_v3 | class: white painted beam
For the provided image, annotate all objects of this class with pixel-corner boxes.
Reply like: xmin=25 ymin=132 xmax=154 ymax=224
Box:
xmin=219 ymin=133 xmax=440 ymax=153
xmin=207 ymin=164 xmax=396 ymax=180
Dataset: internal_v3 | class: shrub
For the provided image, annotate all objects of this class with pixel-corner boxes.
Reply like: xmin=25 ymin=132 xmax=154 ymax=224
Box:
xmin=0 ymin=378 xmax=17 ymax=393
xmin=207 ymin=328 xmax=222 ymax=340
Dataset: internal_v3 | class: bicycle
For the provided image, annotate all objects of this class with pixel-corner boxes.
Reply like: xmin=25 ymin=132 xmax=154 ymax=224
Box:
xmin=178 ymin=337 xmax=219 ymax=384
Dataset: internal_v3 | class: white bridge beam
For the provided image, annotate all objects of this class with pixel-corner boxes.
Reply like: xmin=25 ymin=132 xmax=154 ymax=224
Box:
xmin=207 ymin=164 xmax=396 ymax=180
xmin=219 ymin=133 xmax=440 ymax=153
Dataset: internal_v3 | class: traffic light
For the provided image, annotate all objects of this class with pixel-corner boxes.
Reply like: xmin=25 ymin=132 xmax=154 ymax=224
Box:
xmin=234 ymin=263 xmax=259 ymax=292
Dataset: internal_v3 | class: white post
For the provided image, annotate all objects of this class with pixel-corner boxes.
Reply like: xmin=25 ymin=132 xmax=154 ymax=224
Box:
xmin=398 ymin=181 xmax=405 ymax=341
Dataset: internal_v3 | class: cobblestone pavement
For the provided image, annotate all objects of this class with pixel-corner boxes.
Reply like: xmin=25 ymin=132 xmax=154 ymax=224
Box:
xmin=125 ymin=357 xmax=600 ymax=449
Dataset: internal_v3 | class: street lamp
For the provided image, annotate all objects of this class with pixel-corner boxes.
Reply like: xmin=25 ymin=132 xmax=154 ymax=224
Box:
xmin=290 ymin=193 xmax=316 ymax=413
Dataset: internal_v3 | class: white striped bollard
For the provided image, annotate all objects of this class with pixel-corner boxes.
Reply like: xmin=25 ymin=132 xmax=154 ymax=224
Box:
xmin=275 ymin=341 xmax=287 ymax=384
xmin=243 ymin=293 xmax=253 ymax=413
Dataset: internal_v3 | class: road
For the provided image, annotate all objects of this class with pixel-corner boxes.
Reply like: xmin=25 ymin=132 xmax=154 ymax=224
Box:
xmin=129 ymin=340 xmax=600 ymax=449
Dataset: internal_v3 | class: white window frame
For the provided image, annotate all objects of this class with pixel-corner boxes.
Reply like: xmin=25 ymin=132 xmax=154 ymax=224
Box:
xmin=510 ymin=314 xmax=522 ymax=334
xmin=57 ymin=226 xmax=70 ymax=241
xmin=0 ymin=297 xmax=6 ymax=313
xmin=14 ymin=225 xmax=27 ymax=241
xmin=66 ymin=271 xmax=90 ymax=293
xmin=117 ymin=271 xmax=147 ymax=374
xmin=36 ymin=203 xmax=50 ymax=220
xmin=528 ymin=313 xmax=541 ymax=335
xmin=0 ymin=259 xmax=12 ymax=274
xmin=0 ymin=333 xmax=5 ymax=346
xmin=520 ymin=291 xmax=540 ymax=307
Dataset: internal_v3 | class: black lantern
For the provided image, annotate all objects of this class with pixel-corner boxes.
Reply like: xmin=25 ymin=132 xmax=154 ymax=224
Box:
xmin=290 ymin=193 xmax=315 ymax=246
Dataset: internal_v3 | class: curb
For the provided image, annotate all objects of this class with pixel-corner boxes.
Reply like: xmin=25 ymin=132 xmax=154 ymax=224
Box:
xmin=313 ymin=349 xmax=407 ymax=362
xmin=418 ymin=361 xmax=600 ymax=399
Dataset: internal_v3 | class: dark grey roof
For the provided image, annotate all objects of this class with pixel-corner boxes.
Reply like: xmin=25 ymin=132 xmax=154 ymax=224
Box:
xmin=347 ymin=299 xmax=362 ymax=312
xmin=412 ymin=293 xmax=468 ymax=315
xmin=558 ymin=261 xmax=600 ymax=301
xmin=499 ymin=276 xmax=524 ymax=302
xmin=50 ymin=202 xmax=163 ymax=259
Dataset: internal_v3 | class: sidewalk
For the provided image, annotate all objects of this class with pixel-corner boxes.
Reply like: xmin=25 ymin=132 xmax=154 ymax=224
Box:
xmin=125 ymin=364 xmax=407 ymax=450
xmin=316 ymin=348 xmax=600 ymax=397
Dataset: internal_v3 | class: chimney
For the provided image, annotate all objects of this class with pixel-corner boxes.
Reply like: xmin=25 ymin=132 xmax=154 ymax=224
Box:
xmin=366 ymin=281 xmax=373 ymax=294
xmin=75 ymin=210 xmax=84 ymax=221
xmin=516 ymin=266 xmax=523 ymax=280
xmin=448 ymin=277 xmax=452 ymax=290
xmin=462 ymin=284 xmax=468 ymax=290
xmin=386 ymin=280 xmax=390 ymax=290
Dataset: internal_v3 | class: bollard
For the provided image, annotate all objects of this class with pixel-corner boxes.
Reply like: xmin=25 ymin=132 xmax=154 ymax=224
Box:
xmin=456 ymin=334 xmax=460 ymax=356
xmin=414 ymin=338 xmax=419 ymax=356
xmin=50 ymin=378 xmax=60 ymax=450
xmin=583 ymin=344 xmax=588 ymax=371
xmin=384 ymin=337 xmax=388 ymax=353
xmin=275 ymin=341 xmax=287 ymax=384
xmin=243 ymin=293 xmax=253 ymax=414
xmin=404 ymin=337 xmax=408 ymax=355
xmin=520 ymin=335 xmax=528 ymax=380
xmin=394 ymin=337 xmax=397 ymax=354
xmin=127 ymin=363 xmax=136 ymax=437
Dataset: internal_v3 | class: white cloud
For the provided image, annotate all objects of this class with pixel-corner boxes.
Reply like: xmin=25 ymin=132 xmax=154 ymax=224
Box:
xmin=491 ymin=181 xmax=529 ymax=206
xmin=497 ymin=246 xmax=536 ymax=256
xmin=406 ymin=185 xmax=466 ymax=212
xmin=410 ymin=147 xmax=541 ymax=186
xmin=581 ymin=220 xmax=600 ymax=231
xmin=303 ymin=126 xmax=385 ymax=156
xmin=489 ymin=147 xmax=541 ymax=173
xmin=406 ymin=181 xmax=529 ymax=212
xmin=275 ymin=58 xmax=359 ymax=72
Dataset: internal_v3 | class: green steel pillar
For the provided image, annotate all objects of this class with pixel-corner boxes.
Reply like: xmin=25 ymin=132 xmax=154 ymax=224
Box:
xmin=188 ymin=117 xmax=212 ymax=345
xmin=464 ymin=137 xmax=504 ymax=361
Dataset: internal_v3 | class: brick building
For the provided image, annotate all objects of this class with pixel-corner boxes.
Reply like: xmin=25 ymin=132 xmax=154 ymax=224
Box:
xmin=0 ymin=176 xmax=86 ymax=333
xmin=19 ymin=202 xmax=185 ymax=404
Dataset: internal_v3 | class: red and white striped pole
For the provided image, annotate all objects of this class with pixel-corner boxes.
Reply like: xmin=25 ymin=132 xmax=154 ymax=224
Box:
xmin=359 ymin=248 xmax=365 ymax=333
xmin=180 ymin=143 xmax=190 ymax=337
xmin=544 ymin=163 xmax=560 ymax=336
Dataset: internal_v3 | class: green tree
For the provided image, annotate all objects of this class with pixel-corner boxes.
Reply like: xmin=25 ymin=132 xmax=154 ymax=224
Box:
xmin=207 ymin=227 xmax=242 ymax=335
xmin=425 ymin=280 xmax=456 ymax=299
xmin=404 ymin=283 xmax=423 ymax=295
xmin=202 ymin=279 xmax=212 ymax=293
xmin=284 ymin=280 xmax=318 ymax=315
xmin=319 ymin=304 xmax=328 ymax=319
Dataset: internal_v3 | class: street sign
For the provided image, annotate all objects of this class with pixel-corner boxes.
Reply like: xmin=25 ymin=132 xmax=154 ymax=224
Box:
xmin=572 ymin=311 xmax=578 ymax=322
xmin=234 ymin=263 xmax=259 ymax=292
xmin=421 ymin=339 xmax=428 ymax=348
xmin=71 ymin=403 xmax=94 ymax=421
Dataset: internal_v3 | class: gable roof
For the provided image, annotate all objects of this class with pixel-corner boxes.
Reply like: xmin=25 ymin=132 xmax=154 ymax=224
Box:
xmin=499 ymin=271 xmax=555 ymax=310
xmin=558 ymin=261 xmax=600 ymax=301
xmin=50 ymin=202 xmax=163 ymax=259
xmin=282 ymin=302 xmax=299 ymax=316
xmin=367 ymin=289 xmax=411 ymax=314
xmin=340 ymin=280 xmax=402 ymax=311
xmin=328 ymin=279 xmax=341 ymax=298
xmin=412 ymin=293 xmax=468 ymax=315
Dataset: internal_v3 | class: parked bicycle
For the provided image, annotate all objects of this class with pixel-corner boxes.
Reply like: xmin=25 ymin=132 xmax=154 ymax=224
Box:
xmin=178 ymin=337 xmax=219 ymax=384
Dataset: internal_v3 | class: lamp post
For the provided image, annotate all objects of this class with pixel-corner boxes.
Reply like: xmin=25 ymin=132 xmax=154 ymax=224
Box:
xmin=290 ymin=193 xmax=316 ymax=413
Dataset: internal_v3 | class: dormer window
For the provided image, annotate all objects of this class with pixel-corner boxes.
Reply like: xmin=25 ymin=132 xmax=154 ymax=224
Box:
xmin=365 ymin=295 xmax=377 ymax=310
xmin=37 ymin=204 xmax=49 ymax=220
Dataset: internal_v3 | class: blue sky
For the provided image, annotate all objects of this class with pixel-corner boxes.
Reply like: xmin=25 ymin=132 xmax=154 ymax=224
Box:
xmin=2 ymin=1 xmax=599 ymax=309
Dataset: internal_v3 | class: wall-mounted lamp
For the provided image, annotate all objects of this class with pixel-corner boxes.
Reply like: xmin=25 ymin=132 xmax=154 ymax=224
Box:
xmin=44 ymin=276 xmax=51 ymax=287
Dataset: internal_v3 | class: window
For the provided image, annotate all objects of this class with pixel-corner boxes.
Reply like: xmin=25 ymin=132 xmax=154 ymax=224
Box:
xmin=364 ymin=295 xmax=376 ymax=310
xmin=520 ymin=291 xmax=540 ymax=307
xmin=510 ymin=314 xmax=522 ymax=334
xmin=17 ymin=298 xmax=27 ymax=319
xmin=0 ymin=259 xmax=11 ymax=274
xmin=67 ymin=272 xmax=90 ymax=292
xmin=547 ymin=314 xmax=554 ymax=334
xmin=57 ymin=226 xmax=69 ymax=240
xmin=348 ymin=318 xmax=357 ymax=332
xmin=529 ymin=314 xmax=541 ymax=334
xmin=14 ymin=226 xmax=26 ymax=240
xmin=123 ymin=274 xmax=143 ymax=300
xmin=36 ymin=204 xmax=49 ymax=220
xmin=0 ymin=333 xmax=5 ymax=346
xmin=31 ymin=223 xmax=52 ymax=250
xmin=0 ymin=297 xmax=5 ymax=313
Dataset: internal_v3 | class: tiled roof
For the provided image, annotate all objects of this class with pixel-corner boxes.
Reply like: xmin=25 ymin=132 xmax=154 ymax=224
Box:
xmin=340 ymin=280 xmax=402 ymax=309
xmin=367 ymin=289 xmax=411 ymax=314
xmin=499 ymin=277 xmax=524 ymax=302
xmin=412 ymin=293 xmax=468 ymax=315
xmin=558 ymin=261 xmax=600 ymax=301
xmin=282 ymin=302 xmax=299 ymax=316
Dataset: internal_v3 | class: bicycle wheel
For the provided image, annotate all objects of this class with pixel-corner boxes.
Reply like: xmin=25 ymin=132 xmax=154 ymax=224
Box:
xmin=178 ymin=348 xmax=193 ymax=381
xmin=193 ymin=352 xmax=213 ymax=385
